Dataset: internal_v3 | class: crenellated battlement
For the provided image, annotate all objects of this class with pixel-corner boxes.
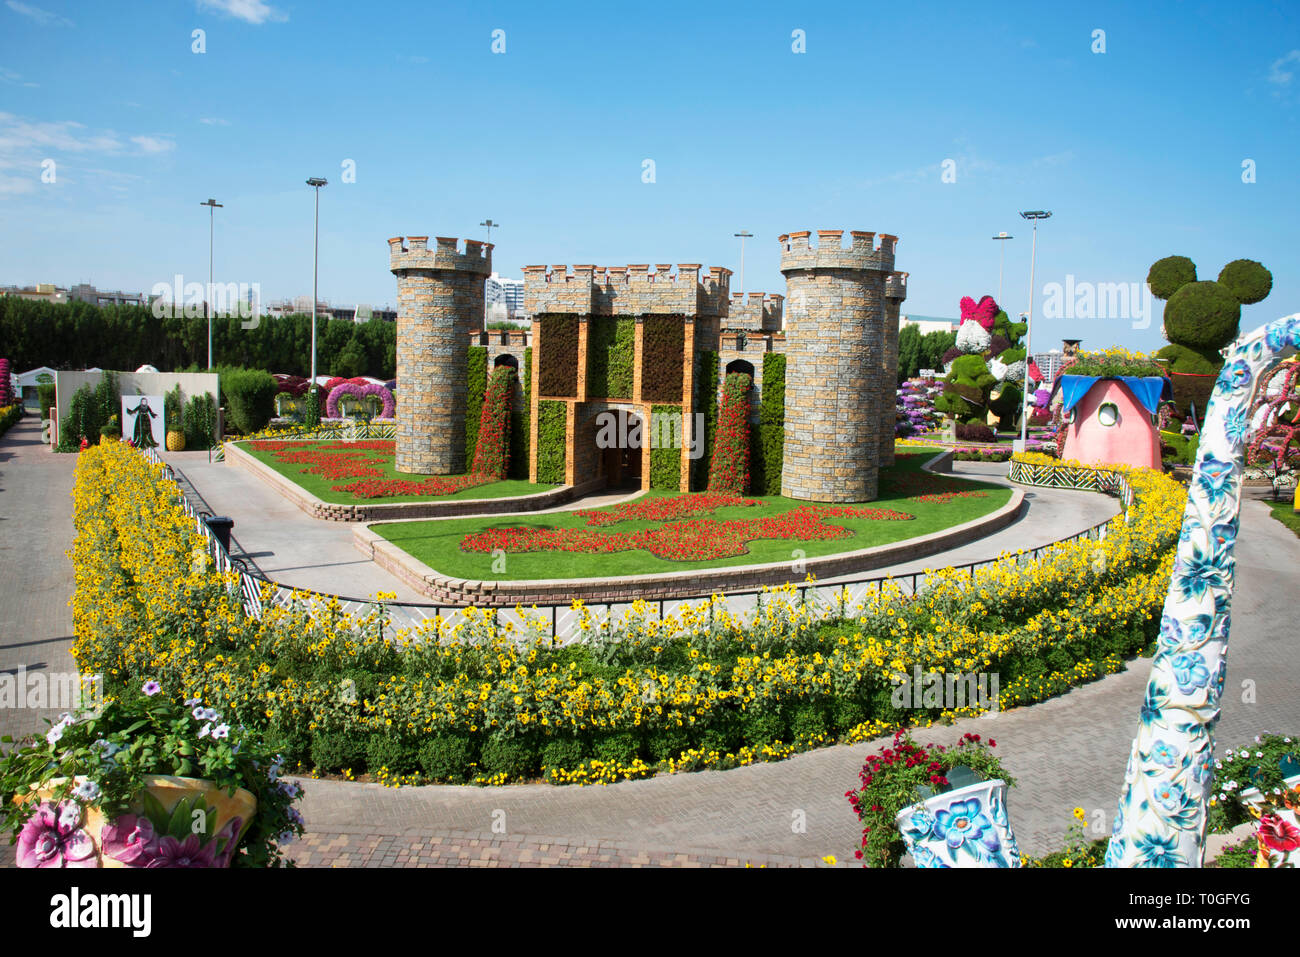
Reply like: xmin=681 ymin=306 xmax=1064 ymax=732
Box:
xmin=726 ymin=291 xmax=785 ymax=332
xmin=523 ymin=262 xmax=731 ymax=317
xmin=885 ymin=270 xmax=909 ymax=301
xmin=389 ymin=235 xmax=493 ymax=275
xmin=778 ymin=228 xmax=897 ymax=273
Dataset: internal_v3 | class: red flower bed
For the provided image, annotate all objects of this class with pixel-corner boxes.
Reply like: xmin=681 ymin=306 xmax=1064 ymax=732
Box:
xmin=333 ymin=474 xmax=495 ymax=499
xmin=461 ymin=503 xmax=913 ymax=562
xmin=575 ymin=492 xmax=761 ymax=526
xmin=251 ymin=439 xmax=495 ymax=498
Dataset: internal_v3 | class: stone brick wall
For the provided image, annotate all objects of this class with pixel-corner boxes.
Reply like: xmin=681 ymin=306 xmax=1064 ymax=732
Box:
xmin=725 ymin=292 xmax=784 ymax=333
xmin=879 ymin=271 xmax=908 ymax=467
xmin=779 ymin=229 xmax=899 ymax=503
xmin=389 ymin=236 xmax=491 ymax=475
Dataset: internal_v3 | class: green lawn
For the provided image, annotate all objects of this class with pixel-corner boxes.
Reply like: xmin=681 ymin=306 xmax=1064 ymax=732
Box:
xmin=1265 ymin=495 xmax=1300 ymax=540
xmin=377 ymin=449 xmax=1013 ymax=580
xmin=240 ymin=440 xmax=553 ymax=504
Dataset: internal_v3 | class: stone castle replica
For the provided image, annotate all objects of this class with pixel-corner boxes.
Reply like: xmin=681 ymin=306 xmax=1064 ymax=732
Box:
xmin=387 ymin=228 xmax=906 ymax=502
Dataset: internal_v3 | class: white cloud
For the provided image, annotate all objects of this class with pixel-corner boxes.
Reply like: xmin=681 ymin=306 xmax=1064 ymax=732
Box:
xmin=5 ymin=1 xmax=73 ymax=27
xmin=199 ymin=117 xmax=230 ymax=125
xmin=196 ymin=0 xmax=287 ymax=24
xmin=1268 ymin=50 xmax=1300 ymax=86
xmin=0 ymin=113 xmax=122 ymax=154
xmin=0 ymin=67 xmax=39 ymax=87
xmin=130 ymin=135 xmax=176 ymax=154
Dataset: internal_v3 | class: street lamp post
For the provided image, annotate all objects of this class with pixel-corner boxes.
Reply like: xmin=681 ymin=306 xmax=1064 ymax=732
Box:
xmin=733 ymin=231 xmax=753 ymax=294
xmin=480 ymin=219 xmax=499 ymax=243
xmin=991 ymin=231 xmax=1012 ymax=304
xmin=200 ymin=198 xmax=223 ymax=368
xmin=1018 ymin=210 xmax=1052 ymax=453
xmin=306 ymin=178 xmax=327 ymax=398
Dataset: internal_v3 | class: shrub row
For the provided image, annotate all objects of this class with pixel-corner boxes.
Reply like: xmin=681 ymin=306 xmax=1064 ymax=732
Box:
xmin=465 ymin=346 xmax=488 ymax=459
xmin=538 ymin=316 xmax=579 ymax=397
xmin=641 ymin=317 xmax=684 ymax=402
xmin=587 ymin=318 xmax=634 ymax=399
xmin=649 ymin=404 xmax=682 ymax=491
xmin=68 ymin=442 xmax=1182 ymax=786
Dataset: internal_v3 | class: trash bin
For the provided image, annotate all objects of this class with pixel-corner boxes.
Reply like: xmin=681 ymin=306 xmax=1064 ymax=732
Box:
xmin=204 ymin=516 xmax=234 ymax=553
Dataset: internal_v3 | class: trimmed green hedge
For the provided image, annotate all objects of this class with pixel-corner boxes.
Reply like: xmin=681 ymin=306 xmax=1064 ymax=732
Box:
xmin=536 ymin=399 xmax=566 ymax=483
xmin=222 ymin=368 xmax=277 ymax=434
xmin=587 ymin=318 xmax=634 ymax=399
xmin=650 ymin=404 xmax=681 ymax=490
xmin=752 ymin=353 xmax=786 ymax=495
xmin=538 ymin=316 xmax=579 ymax=397
xmin=465 ymin=346 xmax=488 ymax=458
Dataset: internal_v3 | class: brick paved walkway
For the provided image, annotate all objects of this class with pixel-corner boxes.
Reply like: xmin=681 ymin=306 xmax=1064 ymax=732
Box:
xmin=2 ymin=418 xmax=1297 ymax=868
xmin=0 ymin=416 xmax=78 ymax=744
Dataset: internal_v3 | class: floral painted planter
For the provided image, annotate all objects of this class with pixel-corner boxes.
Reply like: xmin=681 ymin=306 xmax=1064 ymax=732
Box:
xmin=16 ymin=774 xmax=256 ymax=868
xmin=1241 ymin=773 xmax=1300 ymax=868
xmin=895 ymin=778 xmax=1021 ymax=868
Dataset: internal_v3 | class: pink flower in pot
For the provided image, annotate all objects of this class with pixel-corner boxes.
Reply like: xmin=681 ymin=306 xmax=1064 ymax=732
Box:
xmin=17 ymin=801 xmax=98 ymax=868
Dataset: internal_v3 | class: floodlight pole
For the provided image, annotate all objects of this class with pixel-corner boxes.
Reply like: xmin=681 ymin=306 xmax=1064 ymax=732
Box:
xmin=306 ymin=178 xmax=328 ymax=392
xmin=200 ymin=198 xmax=223 ymax=368
xmin=1018 ymin=210 xmax=1052 ymax=452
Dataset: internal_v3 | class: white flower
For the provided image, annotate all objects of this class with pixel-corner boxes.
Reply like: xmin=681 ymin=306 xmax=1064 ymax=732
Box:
xmin=955 ymin=322 xmax=991 ymax=355
xmin=184 ymin=697 xmax=202 ymax=707
xmin=1256 ymin=751 xmax=1264 ymax=758
xmin=277 ymin=830 xmax=297 ymax=845
xmin=72 ymin=780 xmax=101 ymax=803
xmin=211 ymin=724 xmax=229 ymax=740
xmin=46 ymin=725 xmax=65 ymax=746
xmin=203 ymin=708 xmax=220 ymax=722
xmin=198 ymin=723 xmax=212 ymax=739
xmin=192 ymin=706 xmax=207 ymax=721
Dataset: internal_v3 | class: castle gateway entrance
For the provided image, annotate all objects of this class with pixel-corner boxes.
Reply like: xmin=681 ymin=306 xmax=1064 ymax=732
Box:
xmin=591 ymin=407 xmax=645 ymax=490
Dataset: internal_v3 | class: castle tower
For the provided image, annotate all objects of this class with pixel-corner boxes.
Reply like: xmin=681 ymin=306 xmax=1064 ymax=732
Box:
xmin=880 ymin=269 xmax=908 ymax=467
xmin=779 ymin=229 xmax=899 ymax=502
xmin=388 ymin=235 xmax=492 ymax=474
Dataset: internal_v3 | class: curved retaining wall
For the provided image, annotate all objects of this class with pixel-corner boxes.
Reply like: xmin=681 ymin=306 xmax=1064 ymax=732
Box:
xmin=225 ymin=439 xmax=603 ymax=521
xmin=354 ymin=450 xmax=1031 ymax=606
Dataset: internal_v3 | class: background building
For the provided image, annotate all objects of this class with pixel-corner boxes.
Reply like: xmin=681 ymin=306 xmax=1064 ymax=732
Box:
xmin=68 ymin=283 xmax=145 ymax=307
xmin=900 ymin=314 xmax=957 ymax=335
xmin=1 ymin=283 xmax=68 ymax=304
xmin=485 ymin=272 xmax=528 ymax=321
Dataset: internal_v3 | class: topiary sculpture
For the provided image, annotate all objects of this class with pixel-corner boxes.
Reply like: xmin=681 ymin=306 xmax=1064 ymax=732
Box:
xmin=1147 ymin=255 xmax=1273 ymax=416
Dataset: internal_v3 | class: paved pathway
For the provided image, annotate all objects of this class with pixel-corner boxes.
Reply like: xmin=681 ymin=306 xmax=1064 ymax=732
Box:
xmin=0 ymin=416 xmax=78 ymax=745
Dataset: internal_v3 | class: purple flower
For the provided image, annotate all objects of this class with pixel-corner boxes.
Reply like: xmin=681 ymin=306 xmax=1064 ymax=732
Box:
xmin=146 ymin=833 xmax=218 ymax=868
xmin=100 ymin=814 xmax=160 ymax=866
xmin=16 ymin=802 xmax=98 ymax=868
xmin=142 ymin=680 xmax=161 ymax=697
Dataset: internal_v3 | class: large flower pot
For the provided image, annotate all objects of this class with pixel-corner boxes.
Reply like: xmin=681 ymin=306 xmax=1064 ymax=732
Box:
xmin=16 ymin=774 xmax=256 ymax=868
xmin=1241 ymin=773 xmax=1300 ymax=868
xmin=895 ymin=778 xmax=1021 ymax=868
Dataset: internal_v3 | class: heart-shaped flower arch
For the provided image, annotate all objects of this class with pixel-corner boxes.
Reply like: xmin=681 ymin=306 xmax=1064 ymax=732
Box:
xmin=325 ymin=382 xmax=395 ymax=419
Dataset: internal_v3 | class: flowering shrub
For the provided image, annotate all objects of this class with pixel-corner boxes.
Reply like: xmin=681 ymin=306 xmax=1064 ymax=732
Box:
xmin=1022 ymin=807 xmax=1108 ymax=868
xmin=707 ymin=372 xmax=752 ymax=494
xmin=69 ymin=441 xmax=1182 ymax=787
xmin=325 ymin=382 xmax=395 ymax=420
xmin=1207 ymin=732 xmax=1300 ymax=834
xmin=0 ymin=679 xmax=305 ymax=868
xmin=0 ymin=403 xmax=21 ymax=440
xmin=0 ymin=357 xmax=12 ymax=406
xmin=846 ymin=729 xmax=1012 ymax=867
xmin=469 ymin=366 xmax=514 ymax=479
xmin=459 ymin=503 xmax=914 ymax=561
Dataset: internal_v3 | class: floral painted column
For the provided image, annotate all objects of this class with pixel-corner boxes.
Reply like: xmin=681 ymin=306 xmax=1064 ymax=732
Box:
xmin=1106 ymin=314 xmax=1300 ymax=867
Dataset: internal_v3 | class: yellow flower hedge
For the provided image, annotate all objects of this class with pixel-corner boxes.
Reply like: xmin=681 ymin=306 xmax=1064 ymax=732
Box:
xmin=68 ymin=442 xmax=1184 ymax=786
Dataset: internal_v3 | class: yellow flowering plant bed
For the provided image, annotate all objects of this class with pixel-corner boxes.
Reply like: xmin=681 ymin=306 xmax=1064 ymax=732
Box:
xmin=68 ymin=442 xmax=1183 ymax=786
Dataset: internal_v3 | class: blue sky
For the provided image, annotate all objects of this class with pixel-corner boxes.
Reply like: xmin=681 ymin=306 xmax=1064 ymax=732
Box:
xmin=0 ymin=0 xmax=1296 ymax=353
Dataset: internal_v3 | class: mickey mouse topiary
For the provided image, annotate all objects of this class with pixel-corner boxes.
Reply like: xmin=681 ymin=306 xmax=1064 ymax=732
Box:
xmin=1147 ymin=255 xmax=1272 ymax=415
